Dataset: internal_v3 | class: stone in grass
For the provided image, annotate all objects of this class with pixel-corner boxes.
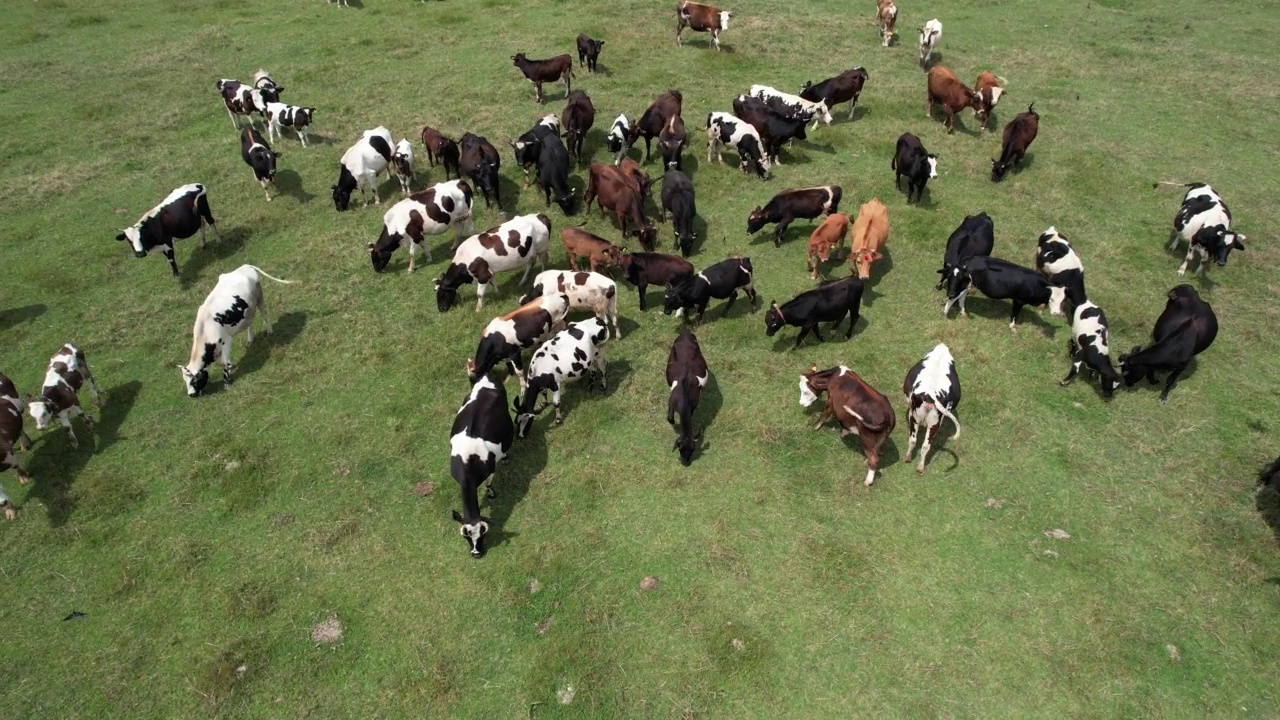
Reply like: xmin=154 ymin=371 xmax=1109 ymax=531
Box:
xmin=1166 ymin=644 xmax=1181 ymax=662
xmin=556 ymin=682 xmax=576 ymax=705
xmin=311 ymin=615 xmax=343 ymax=644
xmin=536 ymin=615 xmax=553 ymax=635
xmin=640 ymin=576 xmax=659 ymax=591
xmin=1044 ymin=528 xmax=1071 ymax=540
xmin=528 ymin=578 xmax=541 ymax=595
xmin=414 ymin=482 xmax=437 ymax=497
xmin=985 ymin=498 xmax=1004 ymax=509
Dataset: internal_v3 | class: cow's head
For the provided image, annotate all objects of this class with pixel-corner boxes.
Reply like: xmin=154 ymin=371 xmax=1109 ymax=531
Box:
xmin=926 ymin=154 xmax=939 ymax=179
xmin=1211 ymin=230 xmax=1246 ymax=266
xmin=511 ymin=53 xmax=527 ymax=65
xmin=332 ymin=184 xmax=352 ymax=211
xmin=662 ymin=282 xmax=684 ymax=315
xmin=25 ymin=395 xmax=52 ymax=430
xmin=1118 ymin=347 xmax=1146 ymax=388
xmin=798 ymin=373 xmax=820 ymax=407
xmin=764 ymin=301 xmax=786 ymax=336
xmin=554 ymin=190 xmax=576 ymax=216
xmin=990 ymin=158 xmax=1009 ymax=183
xmin=746 ymin=207 xmax=769 ymax=234
xmin=116 ymin=227 xmax=147 ymax=258
xmin=451 ymin=510 xmax=490 ymax=557
xmin=636 ymin=223 xmax=657 ymax=252
xmin=944 ymin=266 xmax=971 ymax=300
xmin=368 ymin=241 xmax=394 ymax=273
xmin=814 ymin=101 xmax=834 ymax=126
xmin=434 ymin=268 xmax=466 ymax=312
xmin=180 ymin=365 xmax=210 ymax=397
xmin=673 ymin=430 xmax=701 ymax=467
xmin=852 ymin=248 xmax=883 ymax=280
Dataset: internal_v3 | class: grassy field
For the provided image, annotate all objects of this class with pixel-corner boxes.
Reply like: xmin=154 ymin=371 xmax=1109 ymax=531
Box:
xmin=1 ymin=0 xmax=1279 ymax=716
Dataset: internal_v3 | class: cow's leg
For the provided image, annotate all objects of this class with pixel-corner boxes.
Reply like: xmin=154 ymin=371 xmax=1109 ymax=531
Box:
xmin=368 ymin=172 xmax=381 ymax=205
xmin=219 ymin=337 xmax=235 ymax=387
xmin=793 ymin=324 xmax=811 ymax=348
xmin=485 ymin=472 xmax=498 ymax=500
xmin=676 ymin=18 xmax=684 ymax=46
xmin=0 ymin=484 xmax=12 ymax=521
xmin=712 ymin=29 xmax=721 ymax=51
xmin=257 ymin=293 xmax=273 ymax=337
xmin=1008 ymin=301 xmax=1025 ymax=331
xmin=774 ymin=216 xmax=792 ymax=247
xmin=408 ymin=239 xmax=422 ymax=274
xmin=844 ymin=308 xmax=858 ymax=338
xmin=1158 ymin=364 xmax=1188 ymax=404
xmin=644 ymin=137 xmax=653 ymax=163
xmin=811 ymin=322 xmax=826 ymax=343
xmin=535 ymin=82 xmax=544 ymax=104
xmin=58 ymin=411 xmax=80 ymax=449
xmin=163 ymin=246 xmax=180 ymax=279
xmin=637 ymin=283 xmax=649 ymax=311
xmin=903 ymin=411 xmax=919 ymax=463
xmin=594 ymin=352 xmax=608 ymax=391
xmin=83 ymin=365 xmax=103 ymax=410
xmin=226 ymin=105 xmax=240 ymax=130
xmin=813 ymin=403 xmax=832 ymax=430
xmin=1177 ymin=245 xmax=1196 ymax=275
xmin=1167 ymin=230 xmax=1182 ymax=251
xmin=519 ymin=261 xmax=534 ymax=285
xmin=848 ymin=101 xmax=857 ymax=120
xmin=917 ymin=421 xmax=940 ymax=474
xmin=552 ymin=386 xmax=564 ymax=425
xmin=720 ymin=290 xmax=739 ymax=318
xmin=863 ymin=444 xmax=879 ymax=486
xmin=299 ymin=127 xmax=309 ymax=147
xmin=260 ymin=175 xmax=272 ymax=202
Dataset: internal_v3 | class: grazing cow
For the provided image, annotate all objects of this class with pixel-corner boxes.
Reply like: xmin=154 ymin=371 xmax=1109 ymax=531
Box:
xmin=807 ymin=213 xmax=849 ymax=280
xmin=617 ymin=252 xmax=695 ymax=310
xmin=943 ymin=255 xmax=1067 ymax=329
xmin=511 ymin=114 xmax=562 ymax=187
xmin=765 ymin=275 xmax=862 ymax=346
xmin=706 ymin=112 xmax=771 ymax=179
xmin=749 ymin=84 xmax=833 ymax=128
xmin=466 ymin=293 xmax=571 ymax=387
xmin=799 ymin=67 xmax=869 ymax=121
xmin=848 ymin=199 xmax=890 ymax=281
xmin=1258 ymin=456 xmax=1280 ymax=494
xmin=1061 ymin=301 xmax=1120 ymax=398
xmin=576 ymin=34 xmax=605 ymax=72
xmin=973 ymin=71 xmax=1005 ymax=130
xmin=1119 ymin=284 xmax=1217 ymax=403
xmin=937 ymin=212 xmax=995 ymax=289
xmin=732 ymin=95 xmax=809 ymax=165
xmin=561 ymin=226 xmax=624 ymax=274
xmin=892 ymin=132 xmax=937 ymax=204
xmin=1035 ymin=226 xmax=1086 ymax=306
xmin=676 ymin=0 xmax=731 ymax=51
xmin=664 ymin=256 xmax=758 ymax=322
xmin=0 ymin=373 xmax=31 ymax=520
xmin=391 ymin=139 xmax=415 ymax=195
xmin=630 ymin=90 xmax=683 ymax=164
xmin=1170 ymin=183 xmax=1247 ymax=275
xmin=876 ymin=0 xmax=897 ymax=46
xmin=520 ymin=270 xmax=621 ymax=339
xmin=215 ymin=79 xmax=266 ymax=130
xmin=116 ymin=183 xmax=220 ymax=279
xmin=264 ymin=102 xmax=315 ymax=147
xmin=561 ymin=91 xmax=596 ymax=164
xmin=658 ymin=114 xmax=688 ymax=171
xmin=918 ymin=18 xmax=942 ymax=68
xmin=926 ymin=65 xmax=979 ymax=133
xmin=660 ymin=170 xmax=698 ymax=257
xmin=514 ymin=318 xmax=609 ymax=434
xmin=605 ymin=114 xmax=631 ymax=166
xmin=26 ymin=344 xmax=101 ymax=451
xmin=251 ymin=69 xmax=283 ymax=103
xmin=460 ymin=132 xmax=502 ymax=209
xmin=368 ymin=180 xmax=475 ymax=273
xmin=511 ymin=52 xmax=573 ymax=104
xmin=421 ymin=126 xmax=461 ymax=179
xmin=748 ymin=186 xmax=842 ymax=247
xmin=332 ymin=126 xmax=394 ymax=210
xmin=239 ymin=127 xmax=280 ymax=202
xmin=583 ymin=163 xmax=658 ymax=250
xmin=799 ymin=365 xmax=895 ymax=487
xmin=667 ymin=329 xmax=708 ymax=466
xmin=536 ymin=134 xmax=576 ymax=215
xmin=902 ymin=344 xmax=961 ymax=474
xmin=991 ymin=104 xmax=1039 ymax=182
xmin=435 ymin=214 xmax=551 ymax=312
xmin=180 ymin=265 xmax=293 ymax=397
xmin=449 ymin=374 xmax=514 ymax=558
xmin=618 ymin=157 xmax=655 ymax=205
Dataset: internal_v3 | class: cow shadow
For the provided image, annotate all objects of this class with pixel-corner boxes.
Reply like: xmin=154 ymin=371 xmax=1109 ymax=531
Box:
xmin=296 ymin=132 xmax=338 ymax=147
xmin=481 ymin=421 xmax=549 ymax=554
xmin=859 ymin=247 xmax=895 ymax=305
xmin=1255 ymin=469 xmax=1280 ymax=543
xmin=682 ymin=369 xmax=724 ymax=466
xmin=0 ymin=303 xmax=46 ymax=331
xmin=1118 ymin=356 xmax=1204 ymax=401
xmin=954 ymin=299 xmax=1059 ymax=338
xmin=769 ymin=312 xmax=862 ymax=352
xmin=897 ymin=184 xmax=935 ymax=210
xmin=612 ymin=316 xmax=642 ymax=338
xmin=999 ymin=152 xmax=1036 ymax=179
xmin=904 ymin=422 xmax=961 ymax=475
xmin=839 ymin=433 xmax=901 ymax=475
xmin=274 ymin=169 xmax=314 ymax=204
xmin=231 ymin=311 xmax=310 ymax=381
xmin=922 ymin=51 xmax=942 ymax=70
xmin=493 ymin=174 xmax=523 ymax=215
xmin=179 ymin=226 xmax=252 ymax=290
xmin=749 ymin=222 xmax=816 ymax=248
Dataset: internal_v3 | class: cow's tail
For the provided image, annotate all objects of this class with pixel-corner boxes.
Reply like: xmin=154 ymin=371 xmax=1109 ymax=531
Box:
xmin=248 ymin=265 xmax=296 ymax=285
xmin=1152 ymin=181 xmax=1199 ymax=190
xmin=931 ymin=398 xmax=961 ymax=439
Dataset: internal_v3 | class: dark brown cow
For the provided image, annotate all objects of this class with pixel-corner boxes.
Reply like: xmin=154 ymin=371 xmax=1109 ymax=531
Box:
xmin=561 ymin=91 xmax=596 ymax=164
xmin=799 ymin=364 xmax=895 ymax=487
xmin=629 ymin=90 xmax=683 ymax=164
xmin=511 ymin=53 xmax=573 ymax=104
xmin=676 ymin=0 xmax=731 ymax=51
xmin=0 ymin=372 xmax=32 ymax=520
xmin=583 ymin=163 xmax=658 ymax=250
xmin=421 ymin=126 xmax=460 ymax=179
xmin=562 ymin=227 xmax=624 ymax=273
xmin=973 ymin=71 xmax=1005 ymax=131
xmin=926 ymin=65 xmax=980 ymax=133
xmin=991 ymin=104 xmax=1039 ymax=182
xmin=576 ymin=34 xmax=605 ymax=73
xmin=459 ymin=132 xmax=502 ymax=208
xmin=658 ymin=114 xmax=687 ymax=171
xmin=667 ymin=329 xmax=709 ymax=466
xmin=617 ymin=252 xmax=694 ymax=310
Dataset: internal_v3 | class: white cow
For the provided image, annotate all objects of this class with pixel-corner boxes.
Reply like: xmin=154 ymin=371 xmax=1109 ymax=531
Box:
xmin=27 ymin=343 xmax=102 ymax=450
xmin=514 ymin=318 xmax=610 ymax=436
xmin=332 ymin=126 xmax=394 ymax=210
xmin=391 ymin=139 xmax=415 ymax=196
xmin=181 ymin=265 xmax=294 ymax=397
xmin=520 ymin=270 xmax=621 ymax=339
xmin=368 ymin=180 xmax=476 ymax=273
xmin=434 ymin=214 xmax=552 ymax=312
xmin=748 ymin=84 xmax=833 ymax=127
xmin=902 ymin=343 xmax=960 ymax=474
xmin=919 ymin=19 xmax=943 ymax=68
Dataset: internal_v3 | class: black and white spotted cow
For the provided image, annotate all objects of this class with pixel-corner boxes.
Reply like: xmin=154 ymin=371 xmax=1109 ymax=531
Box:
xmin=466 ymin=293 xmax=571 ymax=388
xmin=1060 ymin=301 xmax=1120 ymax=398
xmin=520 ymin=269 xmax=621 ymax=339
xmin=902 ymin=343 xmax=961 ymax=474
xmin=332 ymin=126 xmax=394 ymax=211
xmin=435 ymin=214 xmax=552 ymax=312
xmin=368 ymin=180 xmax=475 ymax=273
xmin=664 ymin=256 xmax=758 ymax=322
xmin=264 ymin=102 xmax=315 ymax=147
xmin=116 ymin=183 xmax=221 ymax=280
xmin=449 ymin=373 xmax=515 ymax=558
xmin=606 ymin=114 xmax=631 ymax=166
xmin=511 ymin=114 xmax=561 ymax=186
xmin=514 ymin=318 xmax=609 ymax=436
xmin=391 ymin=139 xmax=415 ymax=195
xmin=1035 ymin=226 xmax=1086 ymax=307
xmin=216 ymin=78 xmax=267 ymax=130
xmin=1169 ymin=183 xmax=1247 ymax=275
xmin=180 ymin=265 xmax=294 ymax=397
xmin=27 ymin=343 xmax=101 ymax=450
xmin=240 ymin=126 xmax=281 ymax=202
xmin=251 ymin=69 xmax=283 ymax=103
xmin=748 ymin=84 xmax=833 ymax=128
xmin=705 ymin=112 xmax=771 ymax=179
xmin=0 ymin=372 xmax=32 ymax=519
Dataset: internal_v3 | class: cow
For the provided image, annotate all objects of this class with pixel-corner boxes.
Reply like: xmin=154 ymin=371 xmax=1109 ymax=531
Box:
xmin=116 ymin=183 xmax=220 ymax=280
xmin=332 ymin=126 xmax=394 ymax=210
xmin=1257 ymin=456 xmax=1280 ymax=495
xmin=892 ymin=132 xmax=937 ymax=204
xmin=1035 ymin=226 xmax=1086 ymax=308
xmin=667 ymin=329 xmax=708 ymax=466
xmin=658 ymin=114 xmax=687 ymax=171
xmin=511 ymin=114 xmax=561 ymax=187
xmin=239 ymin=127 xmax=280 ymax=202
xmin=512 ymin=52 xmax=573 ymax=104
xmin=0 ymin=373 xmax=32 ymax=519
xmin=630 ymin=90 xmax=683 ymax=164
xmin=732 ymin=94 xmax=809 ymax=165
xmin=749 ymin=84 xmax=833 ymax=128
xmin=918 ymin=18 xmax=942 ymax=68
xmin=943 ymin=255 xmax=1067 ymax=330
xmin=676 ymin=0 xmax=731 ymax=51
xmin=991 ymin=104 xmax=1039 ymax=182
xmin=973 ymin=71 xmax=1005 ymax=131
xmin=902 ymin=343 xmax=961 ymax=475
xmin=215 ymin=79 xmax=266 ymax=130
xmin=514 ymin=318 xmax=609 ymax=435
xmin=520 ymin=270 xmax=621 ymax=339
xmin=25 ymin=344 xmax=101 ymax=451
xmin=368 ymin=180 xmax=475 ymax=273
xmin=799 ymin=67 xmax=869 ymax=121
xmin=391 ymin=139 xmax=415 ymax=196
xmin=618 ymin=157 xmax=655 ymax=205
xmin=1169 ymin=183 xmax=1247 ymax=275
xmin=849 ymin=199 xmax=890 ymax=281
xmin=926 ymin=65 xmax=979 ymax=133
xmin=799 ymin=364 xmax=895 ymax=487
xmin=251 ymin=69 xmax=283 ymax=103
xmin=605 ymin=114 xmax=631 ymax=166
xmin=561 ymin=227 xmax=624 ymax=274
xmin=583 ymin=163 xmax=658 ymax=250
xmin=466 ymin=293 xmax=571 ymax=389
xmin=937 ymin=212 xmax=995 ymax=290
xmin=449 ymin=374 xmax=515 ymax=558
xmin=664 ymin=256 xmax=758 ymax=322
xmin=617 ymin=252 xmax=695 ymax=310
xmin=1061 ymin=301 xmax=1120 ymax=398
xmin=764 ymin=275 xmax=862 ymax=347
xmin=876 ymin=0 xmax=897 ymax=46
xmin=264 ymin=102 xmax=315 ymax=147
xmin=421 ymin=126 xmax=461 ymax=180
xmin=180 ymin=265 xmax=293 ymax=397
xmin=576 ymin=34 xmax=605 ymax=72
xmin=435 ymin=214 xmax=552 ymax=312
xmin=460 ymin=132 xmax=502 ymax=209
xmin=706 ymin=112 xmax=771 ymax=179
xmin=807 ymin=213 xmax=849 ymax=280
xmin=660 ymin=170 xmax=698 ymax=257
xmin=535 ymin=134 xmax=576 ymax=215
xmin=748 ymin=186 xmax=842 ymax=247
xmin=1119 ymin=284 xmax=1218 ymax=404
xmin=561 ymin=91 xmax=596 ymax=164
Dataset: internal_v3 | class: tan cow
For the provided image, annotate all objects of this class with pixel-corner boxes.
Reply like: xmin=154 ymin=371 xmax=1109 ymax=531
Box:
xmin=849 ymin=199 xmax=889 ymax=280
xmin=806 ymin=212 xmax=849 ymax=280
xmin=876 ymin=0 xmax=898 ymax=47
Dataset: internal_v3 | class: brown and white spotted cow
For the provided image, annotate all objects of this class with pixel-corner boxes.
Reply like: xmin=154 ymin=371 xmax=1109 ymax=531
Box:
xmin=521 ymin=269 xmax=621 ymax=339
xmin=27 ymin=343 xmax=102 ymax=450
xmin=876 ymin=0 xmax=898 ymax=47
xmin=0 ymin=372 xmax=33 ymax=520
xmin=676 ymin=0 xmax=732 ymax=51
xmin=799 ymin=364 xmax=895 ymax=486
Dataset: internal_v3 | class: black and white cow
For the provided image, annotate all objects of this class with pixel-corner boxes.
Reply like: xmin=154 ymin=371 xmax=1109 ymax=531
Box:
xmin=731 ymin=94 xmax=808 ymax=165
xmin=27 ymin=343 xmax=102 ymax=449
xmin=705 ymin=112 xmax=771 ymax=179
xmin=936 ymin=212 xmax=994 ymax=290
xmin=1119 ymin=284 xmax=1217 ymax=403
xmin=116 ymin=183 xmax=220 ymax=279
xmin=511 ymin=114 xmax=561 ymax=186
xmin=368 ymin=180 xmax=475 ymax=273
xmin=435 ymin=214 xmax=552 ymax=312
xmin=764 ymin=275 xmax=863 ymax=347
xmin=892 ymin=132 xmax=937 ymax=204
xmin=667 ymin=329 xmax=708 ymax=466
xmin=514 ymin=318 xmax=609 ymax=435
xmin=252 ymin=69 xmax=283 ymax=103
xmin=1060 ymin=301 xmax=1120 ymax=398
xmin=605 ymin=114 xmax=631 ymax=166
xmin=664 ymin=256 xmax=758 ymax=322
xmin=333 ymin=126 xmax=394 ymax=210
xmin=1035 ymin=226 xmax=1086 ymax=308
xmin=391 ymin=139 xmax=415 ymax=196
xmin=216 ymin=79 xmax=267 ymax=130
xmin=902 ymin=343 xmax=961 ymax=474
xmin=264 ymin=102 xmax=315 ymax=147
xmin=467 ymin=294 xmax=571 ymax=388
xmin=748 ymin=84 xmax=833 ymax=127
xmin=0 ymin=372 xmax=32 ymax=520
xmin=660 ymin=170 xmax=698 ymax=257
xmin=799 ymin=67 xmax=869 ymax=121
xmin=240 ymin=127 xmax=280 ymax=202
xmin=747 ymin=185 xmax=841 ymax=247
xmin=180 ymin=265 xmax=294 ymax=397
xmin=449 ymin=374 xmax=515 ymax=557
xmin=1169 ymin=183 xmax=1247 ymax=275
xmin=943 ymin=255 xmax=1067 ymax=330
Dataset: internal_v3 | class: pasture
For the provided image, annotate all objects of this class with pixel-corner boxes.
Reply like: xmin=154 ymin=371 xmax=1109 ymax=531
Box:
xmin=2 ymin=0 xmax=1279 ymax=716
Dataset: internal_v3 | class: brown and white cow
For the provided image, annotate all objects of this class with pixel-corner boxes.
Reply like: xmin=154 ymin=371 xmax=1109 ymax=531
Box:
xmin=676 ymin=0 xmax=731 ymax=51
xmin=973 ymin=71 xmax=1005 ymax=131
xmin=926 ymin=65 xmax=980 ymax=133
xmin=27 ymin=343 xmax=102 ymax=449
xmin=466 ymin=293 xmax=571 ymax=391
xmin=848 ymin=198 xmax=889 ymax=280
xmin=876 ymin=0 xmax=898 ymax=47
xmin=807 ymin=212 xmax=849 ymax=280
xmin=561 ymin=227 xmax=625 ymax=274
xmin=511 ymin=53 xmax=573 ymax=104
xmin=0 ymin=372 xmax=32 ymax=520
xmin=799 ymin=364 xmax=895 ymax=487
xmin=521 ymin=270 xmax=621 ymax=339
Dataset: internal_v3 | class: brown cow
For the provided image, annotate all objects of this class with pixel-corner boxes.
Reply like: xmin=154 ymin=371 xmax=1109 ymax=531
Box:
xmin=629 ymin=90 xmax=683 ymax=164
xmin=562 ymin=227 xmax=624 ymax=274
xmin=0 ymin=372 xmax=32 ymax=520
xmin=420 ymin=126 xmax=460 ymax=179
xmin=991 ymin=103 xmax=1039 ymax=182
xmin=926 ymin=65 xmax=980 ymax=133
xmin=676 ymin=0 xmax=731 ymax=51
xmin=799 ymin=364 xmax=896 ymax=487
xmin=511 ymin=53 xmax=573 ymax=104
xmin=806 ymin=212 xmax=849 ymax=280
xmin=617 ymin=157 xmax=654 ymax=204
xmin=973 ymin=71 xmax=1005 ymax=131
xmin=876 ymin=0 xmax=897 ymax=47
xmin=848 ymin=199 xmax=889 ymax=280
xmin=583 ymin=163 xmax=658 ymax=250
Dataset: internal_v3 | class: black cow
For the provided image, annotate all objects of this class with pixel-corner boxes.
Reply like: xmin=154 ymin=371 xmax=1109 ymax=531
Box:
xmin=1061 ymin=301 xmax=1120 ymax=398
xmin=449 ymin=374 xmax=515 ymax=557
xmin=747 ymin=185 xmax=841 ymax=247
xmin=660 ymin=170 xmax=698 ymax=257
xmin=115 ymin=184 xmax=220 ymax=279
xmin=511 ymin=115 xmax=560 ymax=186
xmin=460 ymin=132 xmax=502 ymax=209
xmin=943 ymin=255 xmax=1067 ymax=330
xmin=732 ymin=95 xmax=808 ymax=165
xmin=664 ymin=256 xmax=758 ymax=322
xmin=617 ymin=252 xmax=695 ymax=310
xmin=799 ymin=67 xmax=869 ymax=121
xmin=240 ymin=127 xmax=280 ymax=202
xmin=764 ymin=275 xmax=863 ymax=347
xmin=561 ymin=91 xmax=595 ymax=164
xmin=892 ymin=132 xmax=937 ymax=204
xmin=666 ymin=329 xmax=708 ymax=466
xmin=1119 ymin=285 xmax=1218 ymax=403
xmin=576 ymin=34 xmax=605 ymax=72
xmin=936 ymin=212 xmax=994 ymax=290
xmin=536 ymin=134 xmax=575 ymax=215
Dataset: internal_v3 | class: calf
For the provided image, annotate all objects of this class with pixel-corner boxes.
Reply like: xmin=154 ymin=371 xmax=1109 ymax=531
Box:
xmin=749 ymin=84 xmax=833 ymax=128
xmin=749 ymin=186 xmax=841 ymax=247
xmin=630 ymin=90 xmax=683 ymax=164
xmin=605 ymin=114 xmax=631 ymax=166
xmin=511 ymin=53 xmax=573 ymax=104
xmin=973 ymin=71 xmax=1005 ymax=131
xmin=918 ymin=18 xmax=942 ymax=68
xmin=926 ymin=65 xmax=979 ymax=133
xmin=806 ymin=212 xmax=849 ymax=280
xmin=991 ymin=103 xmax=1039 ymax=182
xmin=391 ymin=139 xmax=415 ymax=195
xmin=658 ymin=113 xmax=687 ymax=171
xmin=902 ymin=343 xmax=961 ymax=474
xmin=1061 ymin=301 xmax=1120 ymax=398
xmin=561 ymin=226 xmax=624 ymax=274
xmin=576 ymin=34 xmax=605 ymax=72
xmin=1035 ymin=226 xmax=1086 ymax=307
xmin=514 ymin=318 xmax=609 ymax=434
xmin=618 ymin=157 xmax=655 ymax=205
xmin=892 ymin=132 xmax=937 ymax=204
xmin=706 ymin=112 xmax=771 ymax=179
xmin=460 ymin=132 xmax=502 ymax=209
xmin=937 ymin=212 xmax=995 ymax=289
xmin=561 ymin=91 xmax=596 ymax=164
xmin=765 ymin=275 xmax=862 ymax=347
xmin=676 ymin=0 xmax=731 ymax=51
xmin=421 ymin=126 xmax=461 ymax=180
xmin=27 ymin=344 xmax=101 ymax=450
xmin=799 ymin=67 xmax=869 ymax=121
xmin=583 ymin=162 xmax=658 ymax=250
xmin=732 ymin=95 xmax=808 ymax=165
xmin=435 ymin=214 xmax=551 ymax=312
xmin=876 ymin=0 xmax=897 ymax=46
xmin=848 ymin=198 xmax=890 ymax=280
xmin=332 ymin=126 xmax=393 ymax=210
xmin=449 ymin=374 xmax=514 ymax=558
xmin=511 ymin=115 xmax=561 ymax=187
xmin=1119 ymin=284 xmax=1217 ymax=404
xmin=1169 ymin=183 xmax=1246 ymax=275
xmin=664 ymin=256 xmax=758 ymax=322
xmin=215 ymin=79 xmax=266 ymax=130
xmin=368 ymin=180 xmax=475 ymax=273
xmin=943 ymin=255 xmax=1067 ymax=330
xmin=520 ymin=269 xmax=621 ymax=339
xmin=466 ymin=293 xmax=571 ymax=388
xmin=667 ymin=329 xmax=708 ymax=466
xmin=799 ymin=364 xmax=895 ymax=487
xmin=536 ymin=134 xmax=576 ymax=215
xmin=660 ymin=170 xmax=698 ymax=257
xmin=252 ymin=69 xmax=283 ymax=102
xmin=116 ymin=183 xmax=220 ymax=279
xmin=617 ymin=252 xmax=695 ymax=310
xmin=264 ymin=102 xmax=315 ymax=146
xmin=240 ymin=127 xmax=280 ymax=202
xmin=0 ymin=373 xmax=32 ymax=519
xmin=180 ymin=265 xmax=293 ymax=397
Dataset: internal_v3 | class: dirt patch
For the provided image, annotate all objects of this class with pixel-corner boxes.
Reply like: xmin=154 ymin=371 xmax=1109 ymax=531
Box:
xmin=311 ymin=615 xmax=343 ymax=644
xmin=414 ymin=481 xmax=437 ymax=497
xmin=640 ymin=576 xmax=659 ymax=591
xmin=1044 ymin=528 xmax=1071 ymax=540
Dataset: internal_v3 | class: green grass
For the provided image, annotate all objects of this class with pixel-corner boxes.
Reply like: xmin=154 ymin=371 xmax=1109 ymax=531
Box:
xmin=1 ymin=0 xmax=1279 ymax=716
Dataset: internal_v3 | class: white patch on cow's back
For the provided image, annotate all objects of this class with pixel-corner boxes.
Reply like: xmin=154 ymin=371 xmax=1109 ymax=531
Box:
xmin=912 ymin=343 xmax=955 ymax=396
xmin=450 ymin=431 xmax=506 ymax=467
xmin=1072 ymin=303 xmax=1110 ymax=355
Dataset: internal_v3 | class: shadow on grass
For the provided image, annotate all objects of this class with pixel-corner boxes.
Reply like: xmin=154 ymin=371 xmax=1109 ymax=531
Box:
xmin=1118 ymin=356 xmax=1204 ymax=402
xmin=952 ymin=298 xmax=1060 ymax=339
xmin=1255 ymin=458 xmax=1280 ymax=542
xmin=858 ymin=249 xmax=895 ymax=306
xmin=236 ymin=311 xmax=309 ymax=379
xmin=769 ymin=312 xmax=862 ymax=352
xmin=0 ymin=303 xmax=46 ymax=331
xmin=274 ymin=169 xmax=314 ymax=204
xmin=180 ymin=227 xmax=252 ymax=290
xmin=483 ymin=414 xmax=549 ymax=555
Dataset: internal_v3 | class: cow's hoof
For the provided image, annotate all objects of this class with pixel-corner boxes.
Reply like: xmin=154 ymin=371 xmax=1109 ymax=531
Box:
xmin=916 ymin=466 xmax=925 ymax=475
xmin=3 ymin=506 xmax=14 ymax=521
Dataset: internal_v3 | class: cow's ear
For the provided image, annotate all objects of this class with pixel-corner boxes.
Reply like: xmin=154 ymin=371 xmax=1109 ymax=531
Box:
xmin=451 ymin=510 xmax=464 ymax=523
xmin=770 ymin=300 xmax=778 ymax=310
xmin=115 ymin=232 xmax=126 ymax=241
xmin=273 ymin=152 xmax=282 ymax=159
xmin=366 ymin=242 xmax=375 ymax=250
xmin=598 ymin=40 xmax=605 ymax=46
xmin=872 ymin=251 xmax=883 ymax=260
xmin=1233 ymin=237 xmax=1246 ymax=251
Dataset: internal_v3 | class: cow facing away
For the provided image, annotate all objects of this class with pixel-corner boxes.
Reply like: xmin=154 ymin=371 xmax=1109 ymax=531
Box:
xmin=435 ymin=214 xmax=552 ymax=312
xmin=25 ymin=344 xmax=101 ymax=452
xmin=512 ymin=53 xmax=573 ymax=104
xmin=676 ymin=0 xmax=731 ymax=51
xmin=848 ymin=199 xmax=889 ymax=280
xmin=660 ymin=170 xmax=698 ymax=257
xmin=514 ymin=318 xmax=609 ymax=435
xmin=800 ymin=364 xmax=896 ymax=487
xmin=765 ymin=275 xmax=863 ymax=347
xmin=1061 ymin=301 xmax=1120 ymax=398
xmin=181 ymin=265 xmax=294 ymax=397
xmin=116 ymin=183 xmax=220 ymax=280
xmin=1169 ymin=183 xmax=1246 ymax=275
xmin=1119 ymin=284 xmax=1218 ymax=404
xmin=991 ymin=104 xmax=1039 ymax=182
xmin=0 ymin=373 xmax=32 ymax=520
xmin=902 ymin=344 xmax=960 ymax=474
xmin=332 ymin=126 xmax=394 ymax=210
xmin=667 ymin=329 xmax=709 ymax=466
xmin=368 ymin=180 xmax=475 ymax=273
xmin=449 ymin=374 xmax=514 ymax=557
xmin=562 ymin=91 xmax=596 ymax=164
xmin=937 ymin=212 xmax=995 ymax=290
xmin=1035 ymin=226 xmax=1086 ymax=306
xmin=892 ymin=133 xmax=937 ymax=204
xmin=606 ymin=114 xmax=631 ymax=166
xmin=520 ymin=269 xmax=621 ymax=339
